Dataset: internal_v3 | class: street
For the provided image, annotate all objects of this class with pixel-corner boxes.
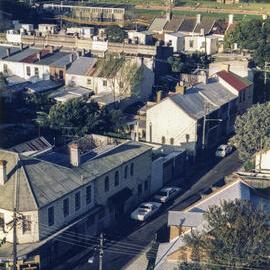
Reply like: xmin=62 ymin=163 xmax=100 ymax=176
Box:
xmin=58 ymin=151 xmax=242 ymax=270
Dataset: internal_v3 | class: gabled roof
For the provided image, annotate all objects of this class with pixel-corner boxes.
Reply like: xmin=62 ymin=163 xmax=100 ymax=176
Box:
xmin=0 ymin=141 xmax=151 ymax=210
xmin=178 ymin=17 xmax=197 ymax=33
xmin=189 ymin=78 xmax=237 ymax=107
xmin=148 ymin=17 xmax=167 ymax=33
xmin=66 ymin=57 xmax=97 ymax=76
xmin=168 ymin=211 xmax=204 ymax=227
xmin=164 ymin=15 xmax=185 ymax=32
xmin=193 ymin=17 xmax=216 ymax=34
xmin=211 ymin=19 xmax=228 ymax=35
xmin=168 ymin=92 xmax=217 ymax=120
xmin=216 ymin=70 xmax=253 ymax=92
xmin=9 ymin=137 xmax=52 ymax=157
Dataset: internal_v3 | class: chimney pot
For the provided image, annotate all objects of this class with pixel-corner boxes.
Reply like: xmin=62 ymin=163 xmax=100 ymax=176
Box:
xmin=69 ymin=143 xmax=80 ymax=167
xmin=228 ymin=14 xmax=234 ymax=25
xmin=37 ymin=52 xmax=41 ymax=61
xmin=196 ymin=14 xmax=201 ymax=24
xmin=6 ymin=48 xmax=11 ymax=57
xmin=0 ymin=160 xmax=7 ymax=185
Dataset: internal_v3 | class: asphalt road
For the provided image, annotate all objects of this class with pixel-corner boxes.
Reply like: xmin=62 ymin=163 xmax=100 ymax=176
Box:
xmin=68 ymin=151 xmax=242 ymax=270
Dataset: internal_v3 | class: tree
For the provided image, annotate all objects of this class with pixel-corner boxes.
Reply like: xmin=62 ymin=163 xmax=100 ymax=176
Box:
xmin=37 ymin=99 xmax=126 ymax=138
xmin=105 ymin=26 xmax=125 ymax=43
xmin=224 ymin=17 xmax=270 ymax=67
xmin=230 ymin=102 xmax=270 ymax=160
xmin=182 ymin=199 xmax=270 ymax=270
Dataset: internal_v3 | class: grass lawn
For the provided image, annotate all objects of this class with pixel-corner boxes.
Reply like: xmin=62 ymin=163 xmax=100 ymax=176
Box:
xmin=135 ymin=8 xmax=260 ymax=20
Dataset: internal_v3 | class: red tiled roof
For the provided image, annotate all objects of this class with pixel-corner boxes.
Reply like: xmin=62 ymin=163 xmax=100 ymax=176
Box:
xmin=216 ymin=70 xmax=252 ymax=92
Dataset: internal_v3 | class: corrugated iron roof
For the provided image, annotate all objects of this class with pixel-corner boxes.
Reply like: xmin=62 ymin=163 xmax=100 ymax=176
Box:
xmin=164 ymin=15 xmax=185 ymax=32
xmin=216 ymin=70 xmax=252 ymax=92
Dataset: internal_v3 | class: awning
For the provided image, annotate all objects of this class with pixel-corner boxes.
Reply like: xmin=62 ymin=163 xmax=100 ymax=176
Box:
xmin=108 ymin=188 xmax=132 ymax=205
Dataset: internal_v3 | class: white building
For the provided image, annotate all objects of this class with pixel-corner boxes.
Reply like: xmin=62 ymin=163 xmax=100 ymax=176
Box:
xmin=66 ymin=55 xmax=154 ymax=107
xmin=146 ymin=78 xmax=238 ymax=156
xmin=164 ymin=32 xmax=185 ymax=52
xmin=184 ymin=34 xmax=218 ymax=55
xmin=66 ymin=27 xmax=95 ymax=38
xmin=38 ymin=24 xmax=58 ymax=35
xmin=127 ymin=30 xmax=153 ymax=45
xmin=0 ymin=46 xmax=74 ymax=82
xmin=0 ymin=135 xmax=152 ymax=269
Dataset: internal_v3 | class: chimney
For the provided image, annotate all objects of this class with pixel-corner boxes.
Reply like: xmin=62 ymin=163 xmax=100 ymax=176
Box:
xmin=223 ymin=64 xmax=230 ymax=72
xmin=228 ymin=14 xmax=234 ymax=25
xmin=49 ymin=46 xmax=54 ymax=54
xmin=200 ymin=71 xmax=208 ymax=84
xmin=0 ymin=160 xmax=7 ymax=185
xmin=196 ymin=14 xmax=201 ymax=24
xmin=262 ymin=14 xmax=268 ymax=21
xmin=200 ymin=28 xmax=205 ymax=36
xmin=69 ymin=54 xmax=73 ymax=63
xmin=6 ymin=48 xmax=10 ymax=57
xmin=156 ymin=90 xmax=162 ymax=103
xmin=82 ymin=48 xmax=85 ymax=56
xmin=175 ymin=83 xmax=187 ymax=95
xmin=37 ymin=52 xmax=41 ymax=61
xmin=20 ymin=43 xmax=23 ymax=51
xmin=166 ymin=10 xmax=172 ymax=22
xmin=69 ymin=143 xmax=80 ymax=167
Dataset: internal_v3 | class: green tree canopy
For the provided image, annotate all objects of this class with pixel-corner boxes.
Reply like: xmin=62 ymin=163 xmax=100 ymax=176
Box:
xmin=230 ymin=102 xmax=270 ymax=160
xmin=36 ymin=99 xmax=125 ymax=137
xmin=225 ymin=17 xmax=270 ymax=67
xmin=105 ymin=26 xmax=125 ymax=43
xmin=182 ymin=199 xmax=270 ymax=270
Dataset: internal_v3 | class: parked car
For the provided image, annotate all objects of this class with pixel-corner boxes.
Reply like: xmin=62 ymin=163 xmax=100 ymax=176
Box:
xmin=130 ymin=202 xmax=162 ymax=221
xmin=154 ymin=187 xmax=182 ymax=203
xmin=215 ymin=144 xmax=233 ymax=158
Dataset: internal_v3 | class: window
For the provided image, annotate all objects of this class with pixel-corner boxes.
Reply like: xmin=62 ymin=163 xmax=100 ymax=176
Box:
xmin=130 ymin=163 xmax=134 ymax=176
xmin=170 ymin=138 xmax=174 ymax=145
xmin=59 ymin=70 xmax=64 ymax=79
xmin=161 ymin=136 xmax=166 ymax=144
xmin=138 ymin=184 xmax=142 ymax=196
xmin=26 ymin=66 xmax=31 ymax=76
xmin=22 ymin=215 xmax=31 ymax=234
xmin=144 ymin=180 xmax=149 ymax=192
xmin=124 ymin=165 xmax=128 ymax=179
xmin=63 ymin=198 xmax=69 ymax=217
xmin=34 ymin=67 xmax=39 ymax=77
xmin=3 ymin=64 xmax=7 ymax=73
xmin=189 ymin=40 xmax=194 ymax=48
xmin=86 ymin=185 xmax=92 ymax=204
xmin=105 ymin=176 xmax=110 ymax=192
xmin=48 ymin=206 xmax=54 ymax=226
xmin=75 ymin=192 xmax=81 ymax=211
xmin=87 ymin=78 xmax=92 ymax=85
xmin=103 ymin=80 xmax=107 ymax=86
xmin=114 ymin=171 xmax=119 ymax=186
xmin=0 ymin=213 xmax=4 ymax=231
xmin=186 ymin=134 xmax=190 ymax=143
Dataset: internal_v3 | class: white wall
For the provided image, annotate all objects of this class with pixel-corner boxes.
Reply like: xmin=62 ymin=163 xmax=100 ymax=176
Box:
xmin=6 ymin=32 xmax=22 ymax=43
xmin=255 ymin=150 xmax=270 ymax=174
xmin=146 ymin=98 xmax=197 ymax=149
xmin=0 ymin=208 xmax=39 ymax=244
xmin=164 ymin=33 xmax=185 ymax=53
xmin=39 ymin=182 xmax=95 ymax=239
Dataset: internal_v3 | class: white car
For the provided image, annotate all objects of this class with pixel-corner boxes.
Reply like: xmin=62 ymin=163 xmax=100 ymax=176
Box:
xmin=154 ymin=187 xmax=182 ymax=203
xmin=130 ymin=202 xmax=162 ymax=221
xmin=215 ymin=144 xmax=233 ymax=158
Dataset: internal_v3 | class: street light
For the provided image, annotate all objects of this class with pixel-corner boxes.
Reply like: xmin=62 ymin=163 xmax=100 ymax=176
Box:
xmin=202 ymin=118 xmax=223 ymax=150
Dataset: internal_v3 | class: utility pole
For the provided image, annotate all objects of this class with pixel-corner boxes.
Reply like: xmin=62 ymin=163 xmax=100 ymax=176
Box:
xmin=12 ymin=208 xmax=17 ymax=270
xmin=99 ymin=233 xmax=104 ymax=270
